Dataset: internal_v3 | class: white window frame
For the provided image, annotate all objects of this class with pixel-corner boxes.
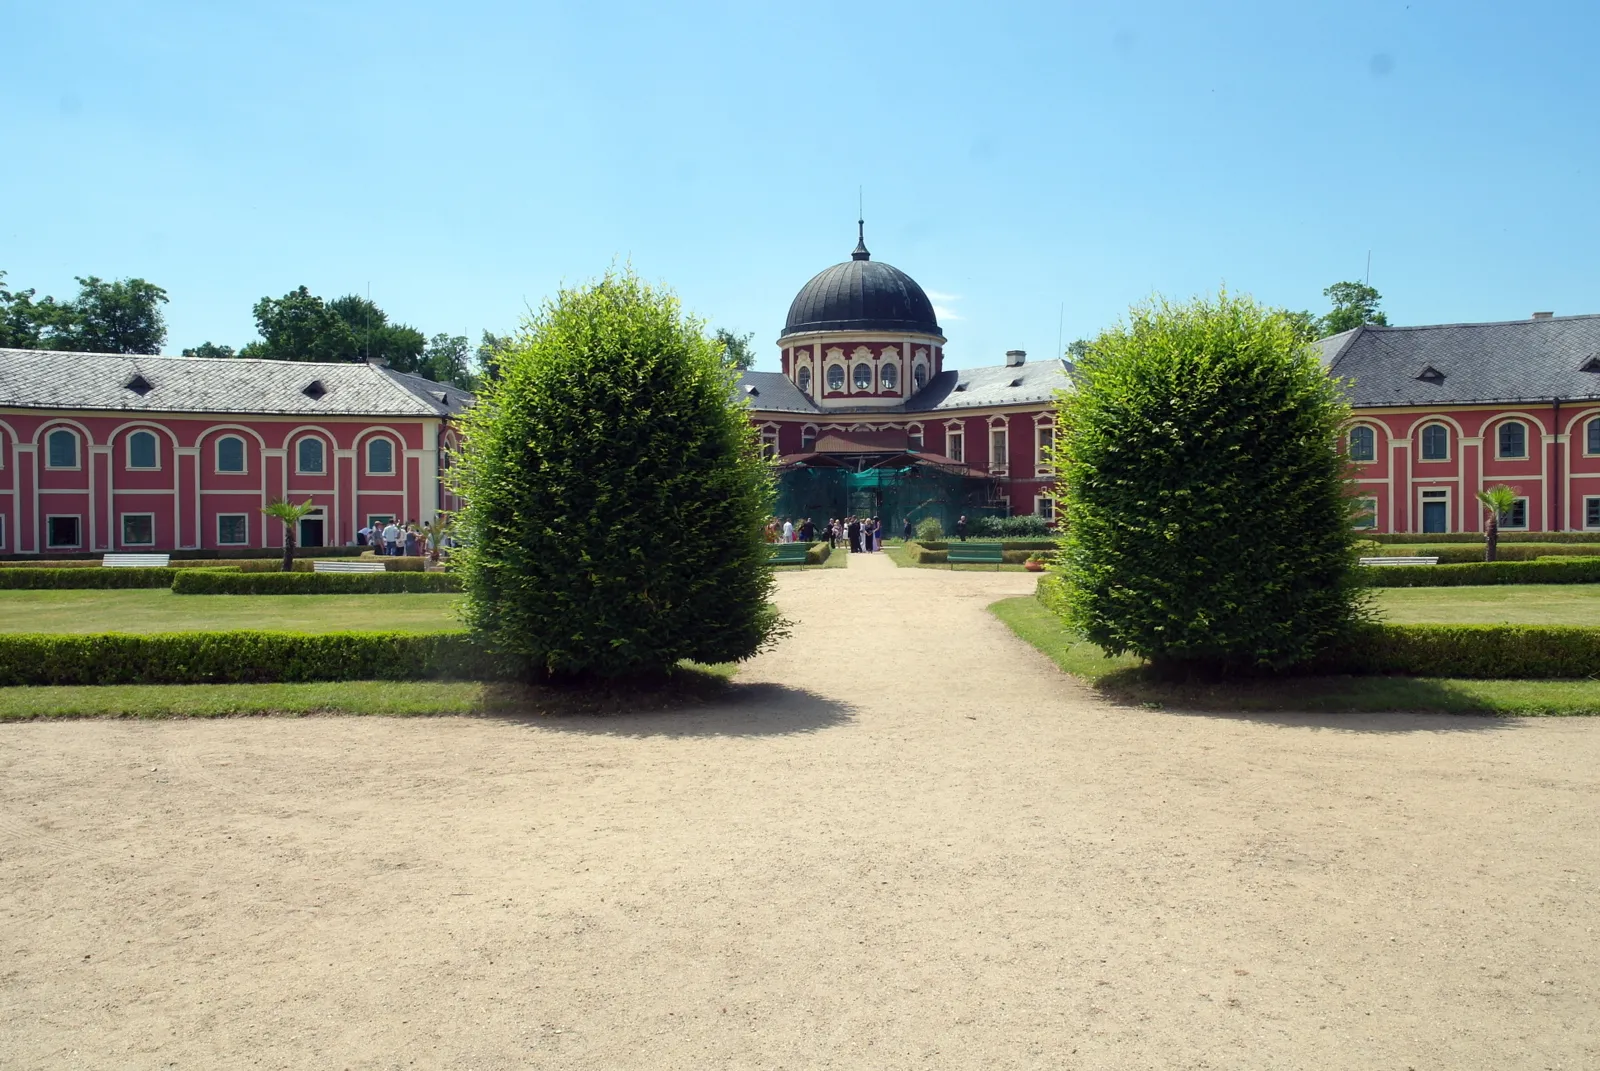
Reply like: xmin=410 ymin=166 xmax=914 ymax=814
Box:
xmin=298 ymin=508 xmax=327 ymax=548
xmin=1500 ymin=496 xmax=1530 ymax=530
xmin=215 ymin=435 xmax=248 ymax=474
xmin=126 ymin=429 xmax=160 ymax=471
xmin=0 ymin=514 xmax=6 ymax=549
xmin=759 ymin=424 xmax=780 ymax=459
xmin=120 ymin=512 xmax=156 ymax=547
xmin=852 ymin=363 xmax=872 ymax=392
xmin=1035 ymin=422 xmax=1054 ymax=473
xmin=1348 ymin=424 xmax=1377 ymax=464
xmin=45 ymin=429 xmax=80 ymax=471
xmin=947 ymin=429 xmax=964 ymax=463
xmin=1585 ymin=496 xmax=1600 ymax=530
xmin=1353 ymin=496 xmax=1379 ymax=530
xmin=367 ymin=513 xmax=397 ymax=530
xmin=296 ymin=436 xmax=326 ymax=475
xmin=797 ymin=366 xmax=812 ymax=396
xmin=989 ymin=426 xmax=1009 ymax=475
xmin=913 ymin=363 xmax=928 ymax=392
xmin=1035 ymin=495 xmax=1055 ymax=521
xmin=1584 ymin=417 xmax=1600 ymax=457
xmin=826 ymin=364 xmax=845 ymax=392
xmin=367 ymin=437 xmax=395 ymax=475
xmin=1419 ymin=423 xmax=1450 ymax=462
xmin=907 ymin=423 xmax=924 ymax=450
xmin=216 ymin=513 xmax=249 ymax=546
xmin=45 ymin=514 xmax=82 ymax=549
xmin=880 ymin=362 xmax=898 ymax=392
xmin=800 ymin=424 xmax=817 ymax=451
xmin=1496 ymin=420 xmax=1528 ymax=460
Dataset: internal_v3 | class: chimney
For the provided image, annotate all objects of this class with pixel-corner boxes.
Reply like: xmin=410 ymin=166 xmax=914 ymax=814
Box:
xmin=1531 ymin=311 xmax=1554 ymax=320
xmin=1005 ymin=349 xmax=1027 ymax=367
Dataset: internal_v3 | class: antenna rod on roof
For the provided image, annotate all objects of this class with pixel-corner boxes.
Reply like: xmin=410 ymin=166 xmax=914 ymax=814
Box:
xmin=1365 ymin=251 xmax=1371 ymax=285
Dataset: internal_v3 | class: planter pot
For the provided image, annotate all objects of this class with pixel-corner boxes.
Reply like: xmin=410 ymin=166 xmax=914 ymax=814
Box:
xmin=1024 ymin=560 xmax=1045 ymax=572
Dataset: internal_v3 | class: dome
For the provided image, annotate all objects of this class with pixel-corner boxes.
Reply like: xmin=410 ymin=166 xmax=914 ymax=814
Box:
xmin=780 ymin=227 xmax=942 ymax=340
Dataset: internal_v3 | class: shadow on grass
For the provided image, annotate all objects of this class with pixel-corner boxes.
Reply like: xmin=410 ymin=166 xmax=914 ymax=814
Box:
xmin=477 ymin=674 xmax=854 ymax=738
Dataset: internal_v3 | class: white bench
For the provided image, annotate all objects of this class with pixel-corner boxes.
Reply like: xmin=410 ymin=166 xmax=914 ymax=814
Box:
xmin=102 ymin=553 xmax=170 ymax=568
xmin=312 ymin=560 xmax=388 ymax=573
xmin=1359 ymin=556 xmax=1440 ymax=567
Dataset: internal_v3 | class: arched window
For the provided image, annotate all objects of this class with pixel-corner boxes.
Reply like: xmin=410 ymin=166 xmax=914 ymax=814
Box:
xmin=801 ymin=425 xmax=817 ymax=451
xmin=1421 ymin=423 xmax=1449 ymax=461
xmin=914 ymin=364 xmax=927 ymax=391
xmin=127 ymin=430 xmax=158 ymax=469
xmin=1348 ymin=425 xmax=1375 ymax=462
xmin=1589 ymin=417 xmax=1600 ymax=455
xmin=297 ymin=436 xmax=325 ymax=474
xmin=46 ymin=428 xmax=78 ymax=469
xmin=827 ymin=365 xmax=845 ymax=392
xmin=797 ymin=367 xmax=811 ymax=395
xmin=1497 ymin=420 xmax=1527 ymax=459
xmin=216 ymin=435 xmax=246 ymax=473
xmin=367 ymin=437 xmax=394 ymax=475
xmin=880 ymin=363 xmax=898 ymax=391
xmin=853 ymin=363 xmax=872 ymax=390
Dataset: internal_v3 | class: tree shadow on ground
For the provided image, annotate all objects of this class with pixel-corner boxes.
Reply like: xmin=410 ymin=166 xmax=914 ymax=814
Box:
xmin=1092 ymin=668 xmax=1526 ymax=734
xmin=477 ymin=679 xmax=855 ymax=739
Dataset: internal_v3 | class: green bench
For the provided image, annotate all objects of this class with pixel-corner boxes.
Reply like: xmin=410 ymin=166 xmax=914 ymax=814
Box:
xmin=947 ymin=543 xmax=1004 ymax=569
xmin=769 ymin=542 xmax=812 ymax=566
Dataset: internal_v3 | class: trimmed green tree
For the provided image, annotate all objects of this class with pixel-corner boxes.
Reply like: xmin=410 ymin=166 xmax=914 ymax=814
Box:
xmin=452 ymin=269 xmax=781 ymax=679
xmin=1054 ymin=292 xmax=1370 ymax=675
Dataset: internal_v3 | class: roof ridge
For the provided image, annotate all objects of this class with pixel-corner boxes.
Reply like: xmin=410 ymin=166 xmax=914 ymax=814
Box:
xmin=1363 ymin=312 xmax=1600 ymax=332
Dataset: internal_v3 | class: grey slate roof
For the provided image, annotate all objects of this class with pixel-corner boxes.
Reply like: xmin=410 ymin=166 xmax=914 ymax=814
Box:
xmin=737 ymin=359 xmax=1073 ymax=416
xmin=1318 ymin=315 xmax=1600 ymax=407
xmin=0 ymin=348 xmax=474 ymax=417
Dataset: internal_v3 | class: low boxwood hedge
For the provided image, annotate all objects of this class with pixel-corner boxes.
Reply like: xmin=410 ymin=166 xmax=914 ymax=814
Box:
xmin=1376 ymin=543 xmax=1600 ymax=564
xmin=807 ymin=542 xmax=831 ymax=565
xmin=1363 ymin=558 xmax=1600 ymax=586
xmin=0 ymin=630 xmax=502 ymax=685
xmin=1377 ymin=532 xmax=1600 ymax=545
xmin=904 ymin=541 xmax=1042 ymax=564
xmin=0 ymin=545 xmax=366 ymax=562
xmin=1034 ymin=573 xmax=1600 ymax=678
xmin=0 ymin=567 xmax=237 ymax=589
xmin=172 ymin=570 xmax=460 ymax=594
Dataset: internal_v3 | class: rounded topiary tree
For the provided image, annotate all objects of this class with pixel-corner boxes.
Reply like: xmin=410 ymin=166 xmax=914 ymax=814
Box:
xmin=1054 ymin=292 xmax=1369 ymax=674
xmin=452 ymin=269 xmax=781 ymax=678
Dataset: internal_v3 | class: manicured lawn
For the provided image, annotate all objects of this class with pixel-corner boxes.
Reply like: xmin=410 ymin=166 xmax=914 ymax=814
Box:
xmin=0 ymin=589 xmax=461 ymax=634
xmin=881 ymin=544 xmax=1030 ymax=571
xmin=1374 ymin=584 xmax=1600 ymax=625
xmin=992 ymin=595 xmax=1600 ymax=716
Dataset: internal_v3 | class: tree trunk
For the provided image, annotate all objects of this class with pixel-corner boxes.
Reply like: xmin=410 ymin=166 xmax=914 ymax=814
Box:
xmin=1484 ymin=514 xmax=1498 ymax=562
xmin=281 ymin=530 xmax=296 ymax=573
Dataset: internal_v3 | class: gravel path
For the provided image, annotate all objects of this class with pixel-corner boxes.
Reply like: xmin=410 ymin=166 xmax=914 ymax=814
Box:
xmin=2 ymin=552 xmax=1597 ymax=1069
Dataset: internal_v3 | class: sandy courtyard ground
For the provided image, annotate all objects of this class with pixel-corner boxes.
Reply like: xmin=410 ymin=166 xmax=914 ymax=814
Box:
xmin=1 ymin=553 xmax=1597 ymax=1069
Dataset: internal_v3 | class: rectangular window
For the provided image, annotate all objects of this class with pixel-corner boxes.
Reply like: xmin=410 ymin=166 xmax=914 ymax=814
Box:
xmin=216 ymin=436 xmax=246 ymax=473
xmin=947 ymin=431 xmax=964 ymax=463
xmin=127 ymin=432 xmax=158 ymax=469
xmin=1587 ymin=497 xmax=1600 ymax=529
xmin=990 ymin=429 xmax=1007 ymax=469
xmin=760 ymin=428 xmax=779 ymax=459
xmin=46 ymin=515 xmax=81 ymax=548
xmin=217 ymin=514 xmax=248 ymax=546
xmin=297 ymin=437 xmax=325 ymax=474
xmin=1353 ymin=496 xmax=1378 ymax=529
xmin=1498 ymin=422 xmax=1527 ymax=459
xmin=908 ymin=428 xmax=924 ymax=450
xmin=1503 ymin=497 xmax=1528 ymax=530
xmin=1036 ymin=426 xmax=1053 ymax=466
xmin=1036 ymin=496 xmax=1055 ymax=521
xmin=47 ymin=430 xmax=78 ymax=469
xmin=121 ymin=513 xmax=155 ymax=546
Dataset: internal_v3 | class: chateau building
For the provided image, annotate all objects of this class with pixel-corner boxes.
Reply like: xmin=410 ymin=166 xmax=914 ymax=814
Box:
xmin=0 ymin=348 xmax=470 ymax=554
xmin=738 ymin=226 xmax=1071 ymax=526
xmin=1319 ymin=313 xmax=1600 ymax=535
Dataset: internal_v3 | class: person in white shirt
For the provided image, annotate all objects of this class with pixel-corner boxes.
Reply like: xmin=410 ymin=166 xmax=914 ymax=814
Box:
xmin=781 ymin=518 xmax=794 ymax=543
xmin=381 ymin=521 xmax=402 ymax=556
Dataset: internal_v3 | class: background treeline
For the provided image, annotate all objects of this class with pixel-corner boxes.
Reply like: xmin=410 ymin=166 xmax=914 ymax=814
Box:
xmin=0 ymin=269 xmax=502 ymax=390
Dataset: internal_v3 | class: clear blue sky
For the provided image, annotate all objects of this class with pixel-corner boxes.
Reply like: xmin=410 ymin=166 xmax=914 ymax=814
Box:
xmin=3 ymin=1 xmax=1598 ymax=371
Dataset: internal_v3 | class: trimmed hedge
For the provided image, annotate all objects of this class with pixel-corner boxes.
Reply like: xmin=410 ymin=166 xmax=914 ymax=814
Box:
xmin=1378 ymin=543 xmax=1600 ymax=564
xmin=1376 ymin=532 xmax=1600 ymax=545
xmin=0 ymin=567 xmax=237 ymax=589
xmin=806 ymin=542 xmax=832 ymax=565
xmin=353 ymin=554 xmax=427 ymax=571
xmin=1363 ymin=558 xmax=1600 ymax=587
xmin=1034 ymin=573 xmax=1600 ymax=678
xmin=0 ymin=631 xmax=501 ymax=685
xmin=971 ymin=515 xmax=1054 ymax=538
xmin=0 ymin=546 xmax=366 ymax=562
xmin=172 ymin=570 xmax=460 ymax=595
xmin=904 ymin=541 xmax=1045 ymax=565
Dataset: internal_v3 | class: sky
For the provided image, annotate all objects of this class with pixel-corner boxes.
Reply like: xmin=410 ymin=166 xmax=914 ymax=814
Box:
xmin=3 ymin=0 xmax=1599 ymax=372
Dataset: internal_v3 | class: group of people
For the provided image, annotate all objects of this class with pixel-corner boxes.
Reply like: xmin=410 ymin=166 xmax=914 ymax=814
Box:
xmin=827 ymin=516 xmax=883 ymax=553
xmin=357 ymin=519 xmax=421 ymax=556
xmin=766 ymin=517 xmax=817 ymax=544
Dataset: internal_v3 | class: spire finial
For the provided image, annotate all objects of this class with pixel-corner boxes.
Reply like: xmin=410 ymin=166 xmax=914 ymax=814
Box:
xmin=851 ymin=215 xmax=871 ymax=261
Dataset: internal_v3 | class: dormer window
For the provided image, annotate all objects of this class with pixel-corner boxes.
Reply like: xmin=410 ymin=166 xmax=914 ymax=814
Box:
xmin=1009 ymin=377 xmax=1024 ymax=388
xmin=125 ymin=374 xmax=153 ymax=396
xmin=744 ymin=384 xmax=759 ymax=397
xmin=303 ymin=380 xmax=327 ymax=400
xmin=1416 ymin=365 xmax=1445 ymax=384
xmin=1580 ymin=355 xmax=1600 ymax=373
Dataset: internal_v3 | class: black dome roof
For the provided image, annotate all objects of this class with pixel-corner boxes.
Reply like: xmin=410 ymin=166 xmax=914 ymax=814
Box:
xmin=781 ymin=228 xmax=942 ymax=340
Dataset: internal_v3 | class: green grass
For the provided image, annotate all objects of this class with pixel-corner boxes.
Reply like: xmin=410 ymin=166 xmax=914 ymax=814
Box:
xmin=0 ymin=589 xmax=461 ymax=633
xmin=880 ymin=544 xmax=1030 ymax=571
xmin=990 ymin=595 xmax=1600 ymax=716
xmin=0 ymin=662 xmax=740 ymax=720
xmin=774 ymin=546 xmax=851 ymax=569
xmin=1373 ymin=585 xmax=1600 ymax=625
